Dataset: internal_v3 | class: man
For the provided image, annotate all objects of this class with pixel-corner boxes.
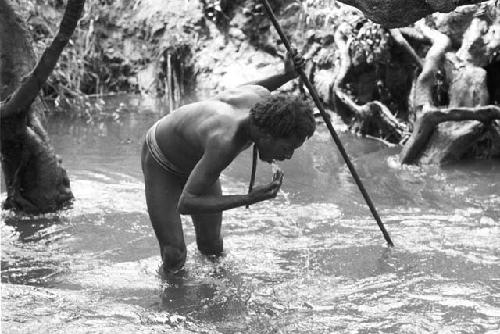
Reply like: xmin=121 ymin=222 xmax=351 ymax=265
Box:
xmin=141 ymin=53 xmax=316 ymax=273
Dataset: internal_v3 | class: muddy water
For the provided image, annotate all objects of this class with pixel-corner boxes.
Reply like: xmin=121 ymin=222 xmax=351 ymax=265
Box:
xmin=2 ymin=95 xmax=500 ymax=333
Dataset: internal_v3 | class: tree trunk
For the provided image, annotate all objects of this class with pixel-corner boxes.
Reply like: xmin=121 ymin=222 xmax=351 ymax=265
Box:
xmin=0 ymin=0 xmax=84 ymax=213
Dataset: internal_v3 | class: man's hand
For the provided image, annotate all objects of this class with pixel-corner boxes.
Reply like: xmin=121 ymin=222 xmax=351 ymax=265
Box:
xmin=272 ymin=168 xmax=284 ymax=184
xmin=248 ymin=169 xmax=284 ymax=204
xmin=284 ymin=49 xmax=305 ymax=79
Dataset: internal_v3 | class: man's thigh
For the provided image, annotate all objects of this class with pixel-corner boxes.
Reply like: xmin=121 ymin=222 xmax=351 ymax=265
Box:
xmin=142 ymin=143 xmax=185 ymax=248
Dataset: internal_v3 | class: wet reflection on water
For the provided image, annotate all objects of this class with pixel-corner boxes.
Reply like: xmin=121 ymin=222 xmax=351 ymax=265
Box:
xmin=2 ymin=95 xmax=500 ymax=333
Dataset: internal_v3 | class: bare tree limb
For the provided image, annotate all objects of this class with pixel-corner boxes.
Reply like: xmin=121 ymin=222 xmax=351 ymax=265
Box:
xmin=333 ymin=23 xmax=352 ymax=90
xmin=401 ymin=105 xmax=500 ymax=163
xmin=398 ymin=27 xmax=427 ymax=42
xmin=389 ymin=29 xmax=423 ymax=69
xmin=426 ymin=105 xmax=500 ymax=122
xmin=0 ymin=0 xmax=85 ymax=119
xmin=334 ymin=89 xmax=408 ymax=141
xmin=411 ymin=24 xmax=450 ymax=111
xmin=334 ymin=89 xmax=360 ymax=115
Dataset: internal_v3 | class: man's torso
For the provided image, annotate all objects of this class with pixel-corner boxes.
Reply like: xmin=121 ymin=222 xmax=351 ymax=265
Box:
xmin=154 ymin=85 xmax=270 ymax=174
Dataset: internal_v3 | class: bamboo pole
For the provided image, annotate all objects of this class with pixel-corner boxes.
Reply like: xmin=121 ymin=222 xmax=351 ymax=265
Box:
xmin=260 ymin=0 xmax=394 ymax=247
xmin=246 ymin=144 xmax=258 ymax=209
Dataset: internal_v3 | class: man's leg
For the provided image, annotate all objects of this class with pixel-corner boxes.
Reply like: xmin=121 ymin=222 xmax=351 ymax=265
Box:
xmin=141 ymin=143 xmax=187 ymax=272
xmin=191 ymin=179 xmax=223 ymax=256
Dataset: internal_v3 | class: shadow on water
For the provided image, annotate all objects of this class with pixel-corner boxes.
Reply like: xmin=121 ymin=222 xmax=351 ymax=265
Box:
xmin=2 ymin=94 xmax=500 ymax=333
xmin=1 ymin=213 xmax=73 ymax=286
xmin=2 ymin=213 xmax=67 ymax=243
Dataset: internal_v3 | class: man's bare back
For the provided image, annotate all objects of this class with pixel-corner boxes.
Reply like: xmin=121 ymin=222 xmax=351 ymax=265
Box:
xmin=155 ymin=85 xmax=271 ymax=174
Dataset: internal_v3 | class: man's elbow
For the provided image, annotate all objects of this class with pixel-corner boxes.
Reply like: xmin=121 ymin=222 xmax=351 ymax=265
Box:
xmin=177 ymin=194 xmax=190 ymax=215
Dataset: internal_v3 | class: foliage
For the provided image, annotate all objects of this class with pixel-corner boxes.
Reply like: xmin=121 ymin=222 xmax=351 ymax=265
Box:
xmin=350 ymin=21 xmax=392 ymax=66
xmin=15 ymin=0 xmax=138 ymax=103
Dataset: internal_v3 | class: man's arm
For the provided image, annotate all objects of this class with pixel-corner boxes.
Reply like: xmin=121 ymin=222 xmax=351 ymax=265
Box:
xmin=177 ymin=143 xmax=282 ymax=215
xmin=242 ymin=51 xmax=304 ymax=92
xmin=244 ymin=71 xmax=296 ymax=92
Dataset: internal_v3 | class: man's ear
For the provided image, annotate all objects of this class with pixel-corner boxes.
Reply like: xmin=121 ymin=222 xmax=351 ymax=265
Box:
xmin=260 ymin=129 xmax=274 ymax=139
xmin=253 ymin=126 xmax=271 ymax=141
xmin=261 ymin=132 xmax=274 ymax=145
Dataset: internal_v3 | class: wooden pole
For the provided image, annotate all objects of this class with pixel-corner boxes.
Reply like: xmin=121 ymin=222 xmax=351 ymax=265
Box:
xmin=260 ymin=0 xmax=394 ymax=247
xmin=246 ymin=144 xmax=258 ymax=209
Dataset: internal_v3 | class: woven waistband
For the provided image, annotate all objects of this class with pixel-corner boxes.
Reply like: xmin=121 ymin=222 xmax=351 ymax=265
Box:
xmin=146 ymin=120 xmax=190 ymax=179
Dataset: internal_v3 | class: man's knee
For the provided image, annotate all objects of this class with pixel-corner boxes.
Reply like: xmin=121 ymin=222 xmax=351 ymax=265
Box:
xmin=161 ymin=244 xmax=187 ymax=272
xmin=196 ymin=236 xmax=223 ymax=256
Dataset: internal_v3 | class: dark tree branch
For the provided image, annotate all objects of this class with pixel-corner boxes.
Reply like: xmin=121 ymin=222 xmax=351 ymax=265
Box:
xmin=0 ymin=0 xmax=85 ymax=119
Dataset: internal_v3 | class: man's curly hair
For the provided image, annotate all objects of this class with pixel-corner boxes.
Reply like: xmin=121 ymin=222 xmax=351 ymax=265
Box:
xmin=249 ymin=94 xmax=316 ymax=139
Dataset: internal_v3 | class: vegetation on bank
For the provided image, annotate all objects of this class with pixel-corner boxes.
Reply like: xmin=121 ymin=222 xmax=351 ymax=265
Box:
xmin=15 ymin=1 xmax=359 ymax=106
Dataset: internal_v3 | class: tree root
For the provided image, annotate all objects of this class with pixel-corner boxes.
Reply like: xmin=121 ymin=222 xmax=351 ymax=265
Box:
xmin=334 ymin=89 xmax=408 ymax=142
xmin=401 ymin=105 xmax=500 ymax=164
xmin=389 ymin=28 xmax=423 ymax=69
xmin=333 ymin=23 xmax=353 ymax=91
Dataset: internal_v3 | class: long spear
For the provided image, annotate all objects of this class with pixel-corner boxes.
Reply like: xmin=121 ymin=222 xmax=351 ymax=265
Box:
xmin=260 ymin=0 xmax=394 ymax=247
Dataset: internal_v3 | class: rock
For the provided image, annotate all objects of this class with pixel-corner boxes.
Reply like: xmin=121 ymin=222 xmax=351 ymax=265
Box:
xmin=336 ymin=0 xmax=490 ymax=28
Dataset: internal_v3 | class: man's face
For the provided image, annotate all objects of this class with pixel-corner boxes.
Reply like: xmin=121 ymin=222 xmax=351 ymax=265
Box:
xmin=257 ymin=134 xmax=305 ymax=163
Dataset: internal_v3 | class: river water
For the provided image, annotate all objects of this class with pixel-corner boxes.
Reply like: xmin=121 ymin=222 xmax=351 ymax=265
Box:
xmin=2 ymin=95 xmax=500 ymax=333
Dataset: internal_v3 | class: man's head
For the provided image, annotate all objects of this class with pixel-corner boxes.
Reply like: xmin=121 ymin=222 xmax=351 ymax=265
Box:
xmin=249 ymin=94 xmax=316 ymax=163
